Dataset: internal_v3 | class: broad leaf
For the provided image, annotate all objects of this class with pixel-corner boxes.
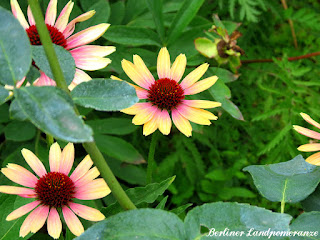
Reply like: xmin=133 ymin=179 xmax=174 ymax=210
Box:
xmin=0 ymin=7 xmax=31 ymax=85
xmin=14 ymin=86 xmax=93 ymax=142
xmin=71 ymin=79 xmax=138 ymax=111
xmin=184 ymin=202 xmax=292 ymax=240
xmin=167 ymin=0 xmax=205 ymax=45
xmin=0 ymin=86 xmax=10 ymax=105
xmin=103 ymin=26 xmax=161 ymax=46
xmin=290 ymin=212 xmax=320 ymax=240
xmin=86 ymin=118 xmax=137 ymax=135
xmin=102 ymin=176 xmax=175 ymax=216
xmin=210 ymin=67 xmax=239 ymax=83
xmin=194 ymin=37 xmax=217 ymax=58
xmin=4 ymin=121 xmax=36 ymax=142
xmin=301 ymin=185 xmax=320 ymax=212
xmin=32 ymin=45 xmax=75 ymax=85
xmin=244 ymin=155 xmax=320 ymax=203
xmin=9 ymin=99 xmax=27 ymax=121
xmin=76 ymin=209 xmax=185 ymax=240
xmin=95 ymin=134 xmax=144 ymax=164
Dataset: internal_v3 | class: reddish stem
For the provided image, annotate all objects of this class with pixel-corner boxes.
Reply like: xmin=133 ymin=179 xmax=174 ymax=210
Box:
xmin=241 ymin=52 xmax=320 ymax=64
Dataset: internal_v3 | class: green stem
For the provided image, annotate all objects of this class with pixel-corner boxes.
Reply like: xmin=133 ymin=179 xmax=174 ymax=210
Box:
xmin=46 ymin=134 xmax=54 ymax=148
xmin=35 ymin=129 xmax=41 ymax=155
xmin=281 ymin=201 xmax=285 ymax=214
xmin=28 ymin=0 xmax=136 ymax=210
xmin=147 ymin=132 xmax=158 ymax=184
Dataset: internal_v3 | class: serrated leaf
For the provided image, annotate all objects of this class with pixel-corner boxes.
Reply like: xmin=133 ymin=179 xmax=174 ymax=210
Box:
xmin=184 ymin=202 xmax=292 ymax=240
xmin=32 ymin=45 xmax=75 ymax=85
xmin=13 ymin=86 xmax=93 ymax=142
xmin=0 ymin=7 xmax=31 ymax=85
xmin=244 ymin=155 xmax=320 ymax=203
xmin=102 ymin=176 xmax=175 ymax=216
xmin=103 ymin=26 xmax=161 ymax=46
xmin=71 ymin=79 xmax=138 ymax=111
xmin=76 ymin=209 xmax=185 ymax=240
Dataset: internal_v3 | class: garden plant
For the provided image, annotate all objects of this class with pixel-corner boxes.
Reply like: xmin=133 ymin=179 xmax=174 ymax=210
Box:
xmin=0 ymin=0 xmax=320 ymax=239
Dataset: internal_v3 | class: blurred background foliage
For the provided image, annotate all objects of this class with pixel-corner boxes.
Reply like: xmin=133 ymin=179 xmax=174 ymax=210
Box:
xmin=1 ymin=0 xmax=320 ymax=221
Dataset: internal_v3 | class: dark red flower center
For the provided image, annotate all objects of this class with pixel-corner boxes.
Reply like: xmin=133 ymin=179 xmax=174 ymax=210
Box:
xmin=35 ymin=172 xmax=75 ymax=208
xmin=26 ymin=24 xmax=67 ymax=48
xmin=147 ymin=78 xmax=184 ymax=110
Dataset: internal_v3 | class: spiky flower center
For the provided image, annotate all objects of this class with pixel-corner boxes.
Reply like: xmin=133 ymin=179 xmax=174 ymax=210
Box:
xmin=26 ymin=24 xmax=67 ymax=48
xmin=35 ymin=172 xmax=75 ymax=208
xmin=147 ymin=78 xmax=184 ymax=110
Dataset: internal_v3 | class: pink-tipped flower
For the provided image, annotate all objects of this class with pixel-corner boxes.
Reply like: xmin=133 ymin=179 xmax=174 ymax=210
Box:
xmin=293 ymin=113 xmax=320 ymax=165
xmin=119 ymin=47 xmax=221 ymax=137
xmin=0 ymin=142 xmax=110 ymax=238
xmin=11 ymin=0 xmax=115 ymax=90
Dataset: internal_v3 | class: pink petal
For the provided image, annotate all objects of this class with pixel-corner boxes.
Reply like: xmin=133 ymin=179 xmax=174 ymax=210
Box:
xmin=133 ymin=55 xmax=155 ymax=89
xmin=30 ymin=205 xmax=50 ymax=233
xmin=1 ymin=165 xmax=38 ymax=188
xmin=0 ymin=186 xmax=36 ymax=198
xmin=74 ymin=178 xmax=110 ymax=200
xmin=11 ymin=0 xmax=29 ymax=29
xmin=69 ymin=202 xmax=105 ymax=221
xmin=293 ymin=125 xmax=320 ymax=140
xmin=47 ymin=208 xmax=62 ymax=239
xmin=70 ymin=155 xmax=93 ymax=182
xmin=66 ymin=23 xmax=110 ymax=50
xmin=63 ymin=10 xmax=95 ymax=38
xmin=62 ymin=206 xmax=84 ymax=237
xmin=45 ymin=0 xmax=57 ymax=26
xmin=70 ymin=45 xmax=116 ymax=58
xmin=33 ymin=72 xmax=56 ymax=86
xmin=73 ymin=55 xmax=111 ymax=71
xmin=59 ymin=143 xmax=75 ymax=175
xmin=49 ymin=142 xmax=61 ymax=172
xmin=158 ymin=109 xmax=172 ymax=135
xmin=300 ymin=113 xmax=320 ymax=130
xmin=6 ymin=200 xmax=40 ymax=221
xmin=157 ymin=47 xmax=171 ymax=79
xmin=121 ymin=59 xmax=150 ymax=89
xmin=171 ymin=109 xmax=192 ymax=137
xmin=27 ymin=6 xmax=35 ymax=26
xmin=54 ymin=1 xmax=74 ymax=32
xmin=74 ymin=167 xmax=99 ymax=187
xmin=136 ymin=87 xmax=149 ymax=99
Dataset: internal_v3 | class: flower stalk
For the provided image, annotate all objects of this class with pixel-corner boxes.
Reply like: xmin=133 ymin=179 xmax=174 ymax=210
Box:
xmin=147 ymin=132 xmax=158 ymax=184
xmin=28 ymin=0 xmax=136 ymax=210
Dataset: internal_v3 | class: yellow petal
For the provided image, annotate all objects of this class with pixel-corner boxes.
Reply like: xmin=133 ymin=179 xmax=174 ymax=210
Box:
xmin=121 ymin=59 xmax=149 ymax=89
xmin=49 ymin=142 xmax=61 ymax=172
xmin=180 ymin=63 xmax=209 ymax=89
xmin=300 ymin=112 xmax=320 ymax=129
xmin=297 ymin=143 xmax=320 ymax=152
xmin=11 ymin=0 xmax=29 ymax=29
xmin=157 ymin=47 xmax=171 ymax=79
xmin=183 ymin=76 xmax=218 ymax=95
xmin=293 ymin=125 xmax=320 ymax=140
xmin=158 ymin=110 xmax=172 ymax=135
xmin=172 ymin=109 xmax=192 ymax=137
xmin=133 ymin=55 xmax=155 ymax=88
xmin=170 ymin=54 xmax=186 ymax=82
xmin=45 ymin=0 xmax=57 ymax=26
xmin=182 ymin=100 xmax=221 ymax=109
xmin=306 ymin=152 xmax=320 ymax=166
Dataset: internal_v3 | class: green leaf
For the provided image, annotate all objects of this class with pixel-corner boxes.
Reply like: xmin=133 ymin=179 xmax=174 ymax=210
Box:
xmin=86 ymin=118 xmax=137 ymax=135
xmin=156 ymin=196 xmax=168 ymax=209
xmin=102 ymin=176 xmax=175 ymax=216
xmin=13 ymin=86 xmax=93 ymax=143
xmin=244 ymin=155 xmax=320 ymax=203
xmin=0 ymin=195 xmax=34 ymax=240
xmin=9 ymin=99 xmax=27 ymax=121
xmin=95 ymin=134 xmax=144 ymax=164
xmin=0 ymin=86 xmax=10 ymax=105
xmin=71 ymin=79 xmax=138 ymax=111
xmin=32 ymin=45 xmax=75 ymax=85
xmin=184 ymin=202 xmax=292 ymax=240
xmin=4 ymin=121 xmax=36 ymax=142
xmin=210 ymin=67 xmax=239 ymax=83
xmin=109 ymin=1 xmax=125 ymax=25
xmin=194 ymin=37 xmax=217 ymax=58
xmin=25 ymin=66 xmax=40 ymax=84
xmin=0 ymin=7 xmax=31 ymax=85
xmin=301 ymin=185 xmax=320 ymax=212
xmin=103 ymin=26 xmax=161 ymax=46
xmin=146 ymin=0 xmax=165 ymax=42
xmin=76 ymin=209 xmax=185 ymax=240
xmin=208 ymin=78 xmax=244 ymax=120
xmin=0 ymin=103 xmax=9 ymax=123
xmin=170 ymin=203 xmax=193 ymax=216
xmin=290 ymin=212 xmax=320 ymax=240
xmin=167 ymin=0 xmax=205 ymax=45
